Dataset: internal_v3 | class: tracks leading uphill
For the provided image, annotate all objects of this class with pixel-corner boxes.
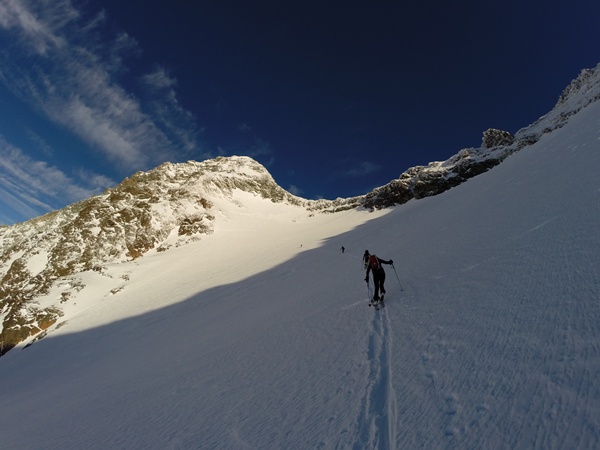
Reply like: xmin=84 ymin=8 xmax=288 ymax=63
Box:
xmin=353 ymin=309 xmax=397 ymax=450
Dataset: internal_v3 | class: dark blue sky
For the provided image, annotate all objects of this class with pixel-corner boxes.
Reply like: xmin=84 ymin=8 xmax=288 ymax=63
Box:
xmin=0 ymin=0 xmax=599 ymax=223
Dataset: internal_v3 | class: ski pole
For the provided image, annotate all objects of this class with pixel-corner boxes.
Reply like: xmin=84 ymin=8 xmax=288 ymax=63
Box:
xmin=391 ymin=264 xmax=404 ymax=291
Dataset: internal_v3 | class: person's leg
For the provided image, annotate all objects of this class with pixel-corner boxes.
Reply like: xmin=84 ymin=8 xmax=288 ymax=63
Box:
xmin=373 ymin=274 xmax=381 ymax=300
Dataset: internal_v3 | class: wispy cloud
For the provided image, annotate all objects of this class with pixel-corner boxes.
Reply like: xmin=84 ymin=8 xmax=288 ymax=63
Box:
xmin=141 ymin=66 xmax=204 ymax=156
xmin=0 ymin=0 xmax=74 ymax=55
xmin=25 ymin=129 xmax=55 ymax=157
xmin=0 ymin=134 xmax=113 ymax=223
xmin=0 ymin=0 xmax=201 ymax=171
xmin=287 ymin=184 xmax=303 ymax=196
xmin=341 ymin=160 xmax=381 ymax=177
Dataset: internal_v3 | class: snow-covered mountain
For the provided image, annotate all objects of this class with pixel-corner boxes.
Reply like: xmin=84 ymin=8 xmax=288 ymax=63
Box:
xmin=3 ymin=64 xmax=597 ymax=356
xmin=0 ymin=63 xmax=599 ymax=449
xmin=0 ymin=64 xmax=593 ymax=357
xmin=0 ymin=155 xmax=352 ymax=354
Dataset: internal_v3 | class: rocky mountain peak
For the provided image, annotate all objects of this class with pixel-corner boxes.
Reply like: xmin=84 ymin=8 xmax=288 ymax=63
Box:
xmin=557 ymin=65 xmax=600 ymax=108
xmin=117 ymin=156 xmax=294 ymax=201
xmin=516 ymin=63 xmax=600 ymax=140
xmin=0 ymin=155 xmax=315 ymax=355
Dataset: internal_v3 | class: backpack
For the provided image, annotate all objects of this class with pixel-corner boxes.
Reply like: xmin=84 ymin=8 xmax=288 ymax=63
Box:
xmin=369 ymin=254 xmax=381 ymax=270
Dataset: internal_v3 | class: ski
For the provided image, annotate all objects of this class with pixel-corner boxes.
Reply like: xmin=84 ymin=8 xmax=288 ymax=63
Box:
xmin=368 ymin=294 xmax=385 ymax=310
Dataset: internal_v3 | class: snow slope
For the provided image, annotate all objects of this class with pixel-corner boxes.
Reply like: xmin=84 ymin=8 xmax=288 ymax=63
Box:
xmin=1 ymin=101 xmax=599 ymax=448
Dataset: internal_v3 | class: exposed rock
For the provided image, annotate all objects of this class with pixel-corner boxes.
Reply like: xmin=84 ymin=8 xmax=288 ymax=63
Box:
xmin=361 ymin=144 xmax=506 ymax=210
xmin=482 ymin=129 xmax=515 ymax=149
xmin=515 ymin=63 xmax=600 ymax=143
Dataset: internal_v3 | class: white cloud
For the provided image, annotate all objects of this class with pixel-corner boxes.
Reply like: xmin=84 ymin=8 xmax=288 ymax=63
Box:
xmin=248 ymin=138 xmax=273 ymax=159
xmin=287 ymin=184 xmax=303 ymax=196
xmin=0 ymin=0 xmax=200 ymax=171
xmin=25 ymin=129 xmax=54 ymax=157
xmin=0 ymin=135 xmax=113 ymax=222
xmin=74 ymin=168 xmax=115 ymax=191
xmin=47 ymin=81 xmax=158 ymax=169
xmin=141 ymin=66 xmax=201 ymax=155
xmin=342 ymin=161 xmax=381 ymax=177
xmin=142 ymin=67 xmax=178 ymax=91
xmin=0 ymin=184 xmax=48 ymax=223
xmin=0 ymin=0 xmax=75 ymax=55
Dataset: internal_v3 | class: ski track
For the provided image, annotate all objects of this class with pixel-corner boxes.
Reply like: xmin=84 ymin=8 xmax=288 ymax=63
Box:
xmin=351 ymin=306 xmax=397 ymax=450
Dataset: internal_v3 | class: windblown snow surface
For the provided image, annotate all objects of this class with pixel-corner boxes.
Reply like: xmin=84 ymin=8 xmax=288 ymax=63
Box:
xmin=1 ymin=103 xmax=600 ymax=449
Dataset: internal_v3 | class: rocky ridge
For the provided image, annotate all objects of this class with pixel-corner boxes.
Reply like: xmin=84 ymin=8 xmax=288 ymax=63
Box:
xmin=361 ymin=63 xmax=600 ymax=209
xmin=1 ymin=63 xmax=599 ymax=355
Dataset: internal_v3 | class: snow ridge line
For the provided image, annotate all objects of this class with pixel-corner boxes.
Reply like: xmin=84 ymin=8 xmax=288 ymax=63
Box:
xmin=353 ymin=309 xmax=397 ymax=450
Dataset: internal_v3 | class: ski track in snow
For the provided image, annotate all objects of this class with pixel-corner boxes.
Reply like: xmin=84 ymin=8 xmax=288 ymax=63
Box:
xmin=352 ymin=308 xmax=397 ymax=450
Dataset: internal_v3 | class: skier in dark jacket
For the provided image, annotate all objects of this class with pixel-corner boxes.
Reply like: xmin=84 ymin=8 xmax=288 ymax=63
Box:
xmin=364 ymin=250 xmax=393 ymax=303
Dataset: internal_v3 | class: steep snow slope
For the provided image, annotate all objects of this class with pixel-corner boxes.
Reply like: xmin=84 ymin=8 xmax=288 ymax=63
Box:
xmin=1 ymin=101 xmax=599 ymax=448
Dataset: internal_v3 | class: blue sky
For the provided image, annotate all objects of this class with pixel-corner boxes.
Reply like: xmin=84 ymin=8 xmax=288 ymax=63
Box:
xmin=0 ymin=0 xmax=598 ymax=225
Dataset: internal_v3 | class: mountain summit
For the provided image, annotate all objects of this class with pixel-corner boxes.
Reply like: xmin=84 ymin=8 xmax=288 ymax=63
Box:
xmin=0 ymin=155 xmax=306 ymax=354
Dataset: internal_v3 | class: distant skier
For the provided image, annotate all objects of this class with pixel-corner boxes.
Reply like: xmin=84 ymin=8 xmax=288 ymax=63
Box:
xmin=341 ymin=246 xmax=345 ymax=253
xmin=364 ymin=250 xmax=393 ymax=303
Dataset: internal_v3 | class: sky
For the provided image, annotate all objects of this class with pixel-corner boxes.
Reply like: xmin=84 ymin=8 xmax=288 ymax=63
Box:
xmin=0 ymin=0 xmax=599 ymax=225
